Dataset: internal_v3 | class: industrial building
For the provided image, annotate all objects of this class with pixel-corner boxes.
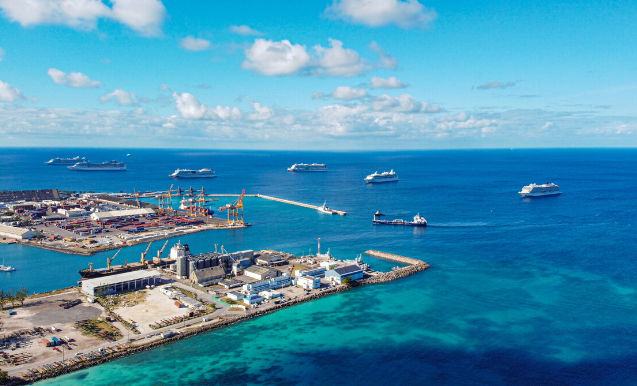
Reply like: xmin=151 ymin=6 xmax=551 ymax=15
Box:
xmin=190 ymin=266 xmax=225 ymax=286
xmin=244 ymin=265 xmax=279 ymax=281
xmin=325 ymin=265 xmax=364 ymax=283
xmin=243 ymin=294 xmax=264 ymax=305
xmin=294 ymin=275 xmax=321 ymax=289
xmin=256 ymin=254 xmax=283 ymax=266
xmin=81 ymin=270 xmax=161 ymax=297
xmin=0 ymin=189 xmax=60 ymax=203
xmin=228 ymin=291 xmax=244 ymax=301
xmin=297 ymin=267 xmax=326 ymax=278
xmin=179 ymin=296 xmax=204 ymax=310
xmin=174 ymin=244 xmax=254 ymax=279
xmin=0 ymin=224 xmax=37 ymax=240
xmin=90 ymin=208 xmax=155 ymax=221
xmin=243 ymin=275 xmax=293 ymax=294
xmin=58 ymin=208 xmax=88 ymax=217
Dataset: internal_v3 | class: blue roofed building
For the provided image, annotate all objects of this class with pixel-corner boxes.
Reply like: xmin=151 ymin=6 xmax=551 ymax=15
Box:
xmin=325 ymin=265 xmax=364 ymax=283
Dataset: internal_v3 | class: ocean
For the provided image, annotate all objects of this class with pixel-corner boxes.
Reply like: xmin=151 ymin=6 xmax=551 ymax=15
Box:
xmin=1 ymin=148 xmax=636 ymax=385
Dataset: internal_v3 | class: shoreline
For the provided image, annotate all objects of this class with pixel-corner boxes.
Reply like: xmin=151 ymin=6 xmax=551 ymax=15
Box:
xmin=5 ymin=253 xmax=430 ymax=385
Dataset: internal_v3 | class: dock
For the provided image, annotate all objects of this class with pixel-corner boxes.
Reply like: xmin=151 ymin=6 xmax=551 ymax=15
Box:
xmin=256 ymin=194 xmax=347 ymax=216
xmin=364 ymin=250 xmax=426 ymax=266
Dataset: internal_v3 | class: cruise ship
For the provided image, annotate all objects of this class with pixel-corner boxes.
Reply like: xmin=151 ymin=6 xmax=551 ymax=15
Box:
xmin=46 ymin=156 xmax=88 ymax=165
xmin=365 ymin=170 xmax=398 ymax=183
xmin=68 ymin=161 xmax=127 ymax=171
xmin=519 ymin=182 xmax=561 ymax=197
xmin=169 ymin=169 xmax=217 ymax=178
xmin=287 ymin=163 xmax=328 ymax=172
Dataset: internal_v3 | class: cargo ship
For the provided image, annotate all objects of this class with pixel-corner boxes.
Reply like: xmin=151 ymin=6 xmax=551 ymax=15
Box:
xmin=372 ymin=211 xmax=427 ymax=227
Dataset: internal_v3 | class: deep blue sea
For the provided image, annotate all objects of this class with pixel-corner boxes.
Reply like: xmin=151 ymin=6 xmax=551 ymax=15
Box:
xmin=1 ymin=148 xmax=637 ymax=385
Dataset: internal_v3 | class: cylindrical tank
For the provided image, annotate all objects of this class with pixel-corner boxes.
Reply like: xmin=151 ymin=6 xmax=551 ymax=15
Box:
xmin=176 ymin=255 xmax=188 ymax=277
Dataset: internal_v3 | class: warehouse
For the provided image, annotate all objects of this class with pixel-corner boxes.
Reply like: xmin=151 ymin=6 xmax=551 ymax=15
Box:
xmin=244 ymin=265 xmax=279 ymax=281
xmin=190 ymin=266 xmax=226 ymax=286
xmin=243 ymin=294 xmax=264 ymax=305
xmin=325 ymin=265 xmax=364 ymax=283
xmin=294 ymin=275 xmax=321 ymax=289
xmin=90 ymin=208 xmax=155 ymax=221
xmin=256 ymin=254 xmax=283 ymax=266
xmin=0 ymin=224 xmax=37 ymax=240
xmin=81 ymin=270 xmax=161 ymax=297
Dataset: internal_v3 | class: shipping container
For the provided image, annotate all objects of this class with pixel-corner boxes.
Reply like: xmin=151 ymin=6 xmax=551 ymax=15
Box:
xmin=41 ymin=339 xmax=51 ymax=347
xmin=174 ymin=301 xmax=181 ymax=308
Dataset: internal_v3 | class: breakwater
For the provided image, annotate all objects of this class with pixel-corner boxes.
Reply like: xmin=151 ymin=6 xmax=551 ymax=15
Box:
xmin=8 ymin=252 xmax=427 ymax=384
xmin=257 ymin=194 xmax=347 ymax=216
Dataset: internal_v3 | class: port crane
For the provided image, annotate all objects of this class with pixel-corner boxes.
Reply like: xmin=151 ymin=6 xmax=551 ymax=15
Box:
xmin=153 ymin=240 xmax=169 ymax=264
xmin=218 ymin=190 xmax=245 ymax=224
xmin=107 ymin=248 xmax=122 ymax=270
xmin=140 ymin=241 xmax=153 ymax=264
xmin=173 ymin=186 xmax=218 ymax=217
xmin=133 ymin=188 xmax=142 ymax=209
xmin=154 ymin=185 xmax=175 ymax=215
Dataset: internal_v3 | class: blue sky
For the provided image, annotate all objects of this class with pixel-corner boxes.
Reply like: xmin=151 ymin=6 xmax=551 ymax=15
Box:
xmin=0 ymin=0 xmax=636 ymax=149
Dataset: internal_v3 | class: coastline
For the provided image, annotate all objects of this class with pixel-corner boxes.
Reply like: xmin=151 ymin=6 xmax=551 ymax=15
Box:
xmin=5 ymin=253 xmax=430 ymax=385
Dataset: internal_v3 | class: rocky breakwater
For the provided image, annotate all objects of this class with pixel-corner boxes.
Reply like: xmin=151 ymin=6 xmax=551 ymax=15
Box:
xmin=361 ymin=250 xmax=430 ymax=284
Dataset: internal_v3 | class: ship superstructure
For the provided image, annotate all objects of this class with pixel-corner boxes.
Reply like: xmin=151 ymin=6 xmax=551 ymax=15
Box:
xmin=46 ymin=156 xmax=88 ymax=165
xmin=287 ymin=163 xmax=328 ymax=172
xmin=170 ymin=169 xmax=217 ymax=178
xmin=365 ymin=170 xmax=398 ymax=183
xmin=68 ymin=161 xmax=127 ymax=171
xmin=518 ymin=182 xmax=561 ymax=197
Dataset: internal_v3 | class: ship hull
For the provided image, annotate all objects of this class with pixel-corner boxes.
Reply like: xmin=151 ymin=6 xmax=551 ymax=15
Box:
xmin=373 ymin=220 xmax=426 ymax=227
xmin=519 ymin=191 xmax=561 ymax=197
xmin=68 ymin=167 xmax=127 ymax=171
xmin=365 ymin=178 xmax=399 ymax=183
xmin=170 ymin=175 xmax=217 ymax=178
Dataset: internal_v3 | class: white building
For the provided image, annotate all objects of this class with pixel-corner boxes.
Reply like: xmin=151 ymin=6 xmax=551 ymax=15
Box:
xmin=228 ymin=291 xmax=244 ymax=301
xmin=297 ymin=267 xmax=326 ymax=278
xmin=243 ymin=294 xmax=264 ymax=305
xmin=58 ymin=208 xmax=88 ymax=218
xmin=244 ymin=265 xmax=279 ymax=281
xmin=294 ymin=275 xmax=321 ymax=290
xmin=81 ymin=270 xmax=161 ymax=297
xmin=320 ymin=261 xmax=337 ymax=270
xmin=242 ymin=274 xmax=293 ymax=294
xmin=258 ymin=290 xmax=282 ymax=299
xmin=0 ymin=224 xmax=37 ymax=240
xmin=90 ymin=208 xmax=155 ymax=221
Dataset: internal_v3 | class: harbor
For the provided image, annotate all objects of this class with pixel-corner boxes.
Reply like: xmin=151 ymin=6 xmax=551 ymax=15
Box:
xmin=0 ymin=243 xmax=429 ymax=384
xmin=257 ymin=194 xmax=347 ymax=216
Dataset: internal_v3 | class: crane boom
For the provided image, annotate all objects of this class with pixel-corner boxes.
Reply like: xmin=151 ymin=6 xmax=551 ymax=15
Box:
xmin=141 ymin=241 xmax=153 ymax=264
xmin=107 ymin=248 xmax=122 ymax=269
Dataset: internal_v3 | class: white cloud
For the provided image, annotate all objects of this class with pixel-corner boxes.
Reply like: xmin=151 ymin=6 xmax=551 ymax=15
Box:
xmin=370 ymin=76 xmax=408 ymax=89
xmin=314 ymin=38 xmax=367 ymax=77
xmin=100 ymin=89 xmax=136 ymax=105
xmin=371 ymin=94 xmax=440 ymax=113
xmin=172 ymin=92 xmax=242 ymax=120
xmin=0 ymin=0 xmax=165 ymax=36
xmin=0 ymin=47 xmax=4 ymax=61
xmin=179 ymin=36 xmax=211 ymax=51
xmin=368 ymin=41 xmax=397 ymax=70
xmin=324 ymin=0 xmax=438 ymax=29
xmin=230 ymin=25 xmax=263 ymax=36
xmin=242 ymin=39 xmax=311 ymax=76
xmin=331 ymin=86 xmax=367 ymax=100
xmin=247 ymin=101 xmax=274 ymax=120
xmin=312 ymin=92 xmax=326 ymax=100
xmin=477 ymin=81 xmax=516 ymax=90
xmin=47 ymin=68 xmax=102 ymax=88
xmin=0 ymin=79 xmax=25 ymax=102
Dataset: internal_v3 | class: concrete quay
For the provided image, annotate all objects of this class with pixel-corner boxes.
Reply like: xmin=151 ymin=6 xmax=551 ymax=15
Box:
xmin=257 ymin=194 xmax=347 ymax=216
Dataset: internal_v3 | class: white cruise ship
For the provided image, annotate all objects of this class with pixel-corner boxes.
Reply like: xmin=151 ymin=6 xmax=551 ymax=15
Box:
xmin=287 ymin=163 xmax=328 ymax=172
xmin=46 ymin=156 xmax=88 ymax=165
xmin=365 ymin=170 xmax=398 ymax=183
xmin=68 ymin=161 xmax=127 ymax=171
xmin=519 ymin=182 xmax=561 ymax=197
xmin=169 ymin=169 xmax=217 ymax=178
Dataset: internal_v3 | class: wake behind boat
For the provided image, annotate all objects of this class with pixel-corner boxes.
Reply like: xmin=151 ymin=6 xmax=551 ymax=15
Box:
xmin=372 ymin=211 xmax=427 ymax=227
xmin=170 ymin=169 xmax=217 ymax=178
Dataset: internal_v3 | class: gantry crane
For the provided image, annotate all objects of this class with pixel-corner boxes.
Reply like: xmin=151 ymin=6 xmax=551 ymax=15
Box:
xmin=153 ymin=240 xmax=169 ymax=264
xmin=133 ymin=188 xmax=142 ymax=209
xmin=140 ymin=241 xmax=152 ymax=264
xmin=154 ymin=185 xmax=174 ymax=215
xmin=218 ymin=190 xmax=245 ymax=224
xmin=171 ymin=186 xmax=218 ymax=217
xmin=107 ymin=248 xmax=122 ymax=270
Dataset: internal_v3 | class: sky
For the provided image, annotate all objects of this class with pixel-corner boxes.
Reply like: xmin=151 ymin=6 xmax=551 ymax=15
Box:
xmin=0 ymin=0 xmax=636 ymax=149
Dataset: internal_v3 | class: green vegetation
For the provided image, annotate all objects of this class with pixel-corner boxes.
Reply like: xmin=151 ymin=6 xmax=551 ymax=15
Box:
xmin=0 ymin=368 xmax=8 ymax=384
xmin=74 ymin=318 xmax=123 ymax=341
xmin=222 ymin=298 xmax=238 ymax=305
xmin=342 ymin=277 xmax=352 ymax=284
xmin=0 ymin=285 xmax=29 ymax=309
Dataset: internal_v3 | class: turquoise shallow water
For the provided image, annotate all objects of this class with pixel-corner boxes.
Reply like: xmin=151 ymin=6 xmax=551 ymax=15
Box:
xmin=1 ymin=148 xmax=636 ymax=385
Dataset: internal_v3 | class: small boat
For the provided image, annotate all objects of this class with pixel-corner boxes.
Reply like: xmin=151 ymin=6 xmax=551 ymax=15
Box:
xmin=373 ymin=211 xmax=427 ymax=227
xmin=1 ymin=256 xmax=16 ymax=272
xmin=317 ymin=201 xmax=336 ymax=214
xmin=126 ymin=153 xmax=131 ymax=157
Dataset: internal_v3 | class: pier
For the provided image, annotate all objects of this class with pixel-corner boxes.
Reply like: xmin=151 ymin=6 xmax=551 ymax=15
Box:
xmin=364 ymin=250 xmax=428 ymax=267
xmin=257 ymin=194 xmax=347 ymax=216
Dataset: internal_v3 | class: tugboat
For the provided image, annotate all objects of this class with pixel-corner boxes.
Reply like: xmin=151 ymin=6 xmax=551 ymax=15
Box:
xmin=372 ymin=211 xmax=427 ymax=227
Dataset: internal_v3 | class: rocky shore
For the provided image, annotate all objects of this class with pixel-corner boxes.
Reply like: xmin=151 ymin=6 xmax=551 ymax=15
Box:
xmin=7 ymin=252 xmax=429 ymax=385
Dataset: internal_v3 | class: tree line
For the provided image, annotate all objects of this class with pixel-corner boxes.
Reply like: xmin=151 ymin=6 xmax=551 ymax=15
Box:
xmin=0 ymin=286 xmax=29 ymax=309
